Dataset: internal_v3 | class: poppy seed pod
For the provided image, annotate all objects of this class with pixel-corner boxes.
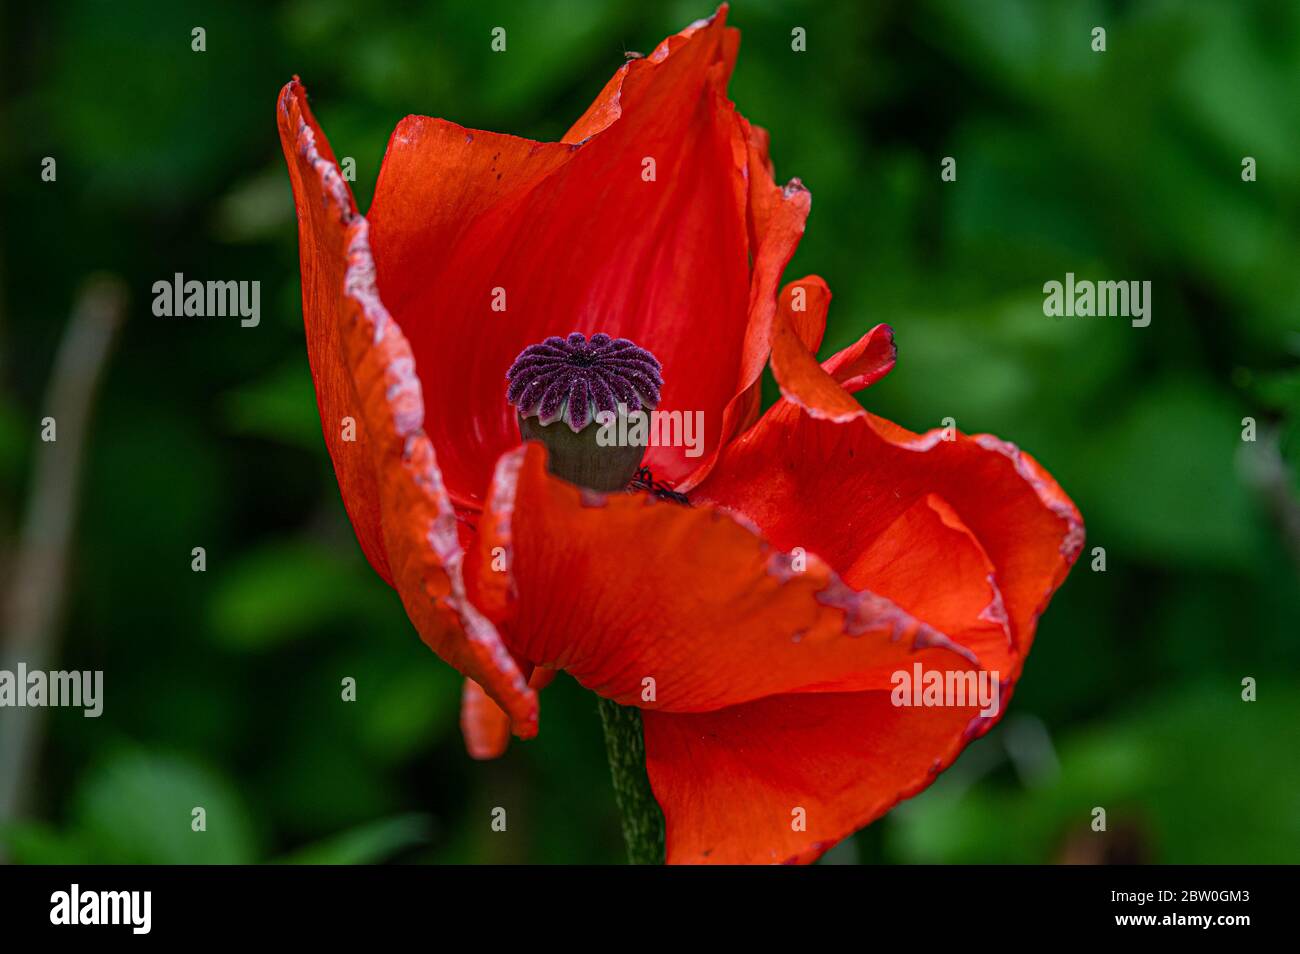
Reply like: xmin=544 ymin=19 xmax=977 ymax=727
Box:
xmin=507 ymin=332 xmax=662 ymax=491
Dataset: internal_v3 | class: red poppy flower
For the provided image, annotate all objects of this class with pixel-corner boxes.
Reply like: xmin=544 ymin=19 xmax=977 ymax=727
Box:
xmin=277 ymin=5 xmax=1083 ymax=864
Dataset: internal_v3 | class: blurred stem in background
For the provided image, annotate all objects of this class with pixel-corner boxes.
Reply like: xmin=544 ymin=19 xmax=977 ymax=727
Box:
xmin=0 ymin=276 xmax=125 ymax=849
xmin=1240 ymin=424 xmax=1300 ymax=576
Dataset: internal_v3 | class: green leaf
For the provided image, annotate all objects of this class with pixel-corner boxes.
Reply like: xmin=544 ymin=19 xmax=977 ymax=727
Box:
xmin=271 ymin=813 xmax=431 ymax=865
xmin=1071 ymin=381 xmax=1259 ymax=568
xmin=0 ymin=821 xmax=89 ymax=864
xmin=75 ymin=750 xmax=258 ymax=864
xmin=220 ymin=360 xmax=323 ymax=450
xmin=208 ymin=540 xmax=379 ymax=651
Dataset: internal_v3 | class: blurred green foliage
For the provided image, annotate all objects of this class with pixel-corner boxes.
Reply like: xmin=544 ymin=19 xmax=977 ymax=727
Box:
xmin=0 ymin=0 xmax=1296 ymax=863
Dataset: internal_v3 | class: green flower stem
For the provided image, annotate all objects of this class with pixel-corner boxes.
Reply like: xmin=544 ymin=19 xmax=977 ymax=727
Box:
xmin=597 ymin=696 xmax=665 ymax=864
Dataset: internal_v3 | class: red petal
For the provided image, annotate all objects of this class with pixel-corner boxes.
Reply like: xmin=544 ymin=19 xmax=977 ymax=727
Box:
xmin=645 ymin=337 xmax=1081 ymax=864
xmin=278 ymin=80 xmax=537 ymax=737
xmin=365 ymin=120 xmax=574 ymax=511
xmin=686 ymin=121 xmax=812 ymax=490
xmin=460 ymin=678 xmax=512 ymax=761
xmin=823 ymin=322 xmax=898 ymax=393
xmin=746 ymin=123 xmax=775 ymax=182
xmin=480 ymin=443 xmax=982 ymax=712
xmin=769 ymin=276 xmax=896 ymax=422
xmin=695 ymin=401 xmax=1083 ymax=668
xmin=644 ymin=687 xmax=980 ymax=864
xmin=277 ymin=80 xmax=390 ymax=583
xmin=366 ymin=6 xmax=807 ymax=502
xmin=776 ymin=276 xmax=828 ymax=353
xmin=460 ymin=668 xmax=557 ymax=760
xmin=562 ymin=8 xmax=739 ymax=145
xmin=846 ymin=493 xmax=1013 ymax=676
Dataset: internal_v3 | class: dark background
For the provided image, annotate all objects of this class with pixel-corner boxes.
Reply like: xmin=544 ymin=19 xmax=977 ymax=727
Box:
xmin=1 ymin=0 xmax=1297 ymax=863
